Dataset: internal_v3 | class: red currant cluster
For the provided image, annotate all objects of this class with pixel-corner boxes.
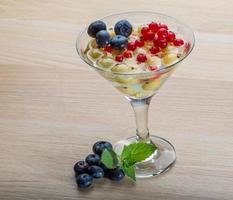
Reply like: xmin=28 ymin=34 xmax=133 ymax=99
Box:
xmin=103 ymin=22 xmax=184 ymax=71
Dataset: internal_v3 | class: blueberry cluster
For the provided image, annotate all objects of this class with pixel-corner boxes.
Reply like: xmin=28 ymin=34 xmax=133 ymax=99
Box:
xmin=74 ymin=141 xmax=125 ymax=188
xmin=87 ymin=19 xmax=132 ymax=49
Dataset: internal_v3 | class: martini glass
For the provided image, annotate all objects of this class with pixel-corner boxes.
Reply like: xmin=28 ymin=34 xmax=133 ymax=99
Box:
xmin=76 ymin=12 xmax=195 ymax=178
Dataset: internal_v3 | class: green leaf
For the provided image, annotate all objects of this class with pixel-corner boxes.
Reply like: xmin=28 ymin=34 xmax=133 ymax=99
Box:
xmin=101 ymin=149 xmax=119 ymax=169
xmin=122 ymin=164 xmax=136 ymax=181
xmin=121 ymin=143 xmax=157 ymax=165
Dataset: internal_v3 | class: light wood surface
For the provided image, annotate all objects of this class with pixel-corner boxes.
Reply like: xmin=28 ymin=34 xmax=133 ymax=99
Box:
xmin=0 ymin=1 xmax=233 ymax=200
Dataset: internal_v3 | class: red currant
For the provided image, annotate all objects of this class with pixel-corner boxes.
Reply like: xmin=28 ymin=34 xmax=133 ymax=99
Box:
xmin=167 ymin=31 xmax=176 ymax=42
xmin=159 ymin=23 xmax=168 ymax=30
xmin=153 ymin=36 xmax=159 ymax=46
xmin=104 ymin=45 xmax=112 ymax=53
xmin=173 ymin=39 xmax=184 ymax=46
xmin=159 ymin=40 xmax=168 ymax=48
xmin=157 ymin=28 xmax=168 ymax=40
xmin=141 ymin=27 xmax=150 ymax=36
xmin=149 ymin=22 xmax=159 ymax=32
xmin=149 ymin=66 xmax=158 ymax=71
xmin=135 ymin=39 xmax=144 ymax=47
xmin=136 ymin=53 xmax=147 ymax=63
xmin=115 ymin=55 xmax=124 ymax=62
xmin=150 ymin=46 xmax=160 ymax=54
xmin=143 ymin=30 xmax=155 ymax=40
xmin=123 ymin=50 xmax=132 ymax=58
xmin=127 ymin=42 xmax=137 ymax=51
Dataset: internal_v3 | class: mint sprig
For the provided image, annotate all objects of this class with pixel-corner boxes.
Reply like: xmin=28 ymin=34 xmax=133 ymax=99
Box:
xmin=101 ymin=149 xmax=119 ymax=169
xmin=101 ymin=143 xmax=157 ymax=181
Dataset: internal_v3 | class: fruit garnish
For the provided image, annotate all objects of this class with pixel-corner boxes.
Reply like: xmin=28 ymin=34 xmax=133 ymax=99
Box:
xmin=74 ymin=161 xmax=89 ymax=175
xmin=127 ymin=42 xmax=137 ymax=51
xmin=148 ymin=22 xmax=159 ymax=32
xmin=150 ymin=46 xmax=160 ymax=54
xmin=123 ymin=50 xmax=133 ymax=58
xmin=141 ymin=26 xmax=150 ymax=36
xmin=114 ymin=20 xmax=133 ymax=37
xmin=173 ymin=38 xmax=184 ymax=46
xmin=136 ymin=53 xmax=147 ymax=63
xmin=87 ymin=20 xmax=107 ymax=38
xmin=76 ymin=173 xmax=93 ymax=188
xmin=157 ymin=28 xmax=168 ymax=40
xmin=167 ymin=31 xmax=176 ymax=42
xmin=110 ymin=35 xmax=128 ymax=50
xmin=104 ymin=45 xmax=112 ymax=53
xmin=135 ymin=39 xmax=144 ymax=47
xmin=93 ymin=141 xmax=113 ymax=156
xmin=101 ymin=143 xmax=156 ymax=181
xmin=159 ymin=23 xmax=168 ymax=30
xmin=96 ymin=30 xmax=110 ymax=47
xmin=87 ymin=166 xmax=104 ymax=179
xmin=115 ymin=54 xmax=124 ymax=62
xmin=159 ymin=40 xmax=168 ymax=48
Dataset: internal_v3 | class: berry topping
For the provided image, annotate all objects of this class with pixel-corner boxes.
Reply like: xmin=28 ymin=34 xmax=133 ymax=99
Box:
xmin=88 ymin=165 xmax=104 ymax=179
xmin=153 ymin=36 xmax=160 ymax=47
xmin=159 ymin=40 xmax=168 ymax=48
xmin=150 ymin=46 xmax=160 ymax=54
xmin=127 ymin=42 xmax=137 ymax=51
xmin=92 ymin=141 xmax=113 ymax=155
xmin=149 ymin=22 xmax=159 ymax=32
xmin=159 ymin=23 xmax=168 ymax=30
xmin=141 ymin=27 xmax=150 ymax=36
xmin=107 ymin=168 xmax=125 ymax=181
xmin=143 ymin=30 xmax=155 ymax=41
xmin=123 ymin=50 xmax=133 ymax=58
xmin=104 ymin=45 xmax=112 ymax=53
xmin=87 ymin=20 xmax=107 ymax=38
xmin=137 ymin=53 xmax=147 ymax=63
xmin=173 ymin=39 xmax=184 ymax=46
xmin=157 ymin=28 xmax=168 ymax=40
xmin=149 ymin=66 xmax=158 ymax=71
xmin=167 ymin=31 xmax=176 ymax=42
xmin=76 ymin=173 xmax=93 ymax=188
xmin=85 ymin=154 xmax=101 ymax=166
xmin=74 ymin=161 xmax=89 ymax=175
xmin=95 ymin=30 xmax=110 ymax=48
xmin=115 ymin=54 xmax=124 ymax=62
xmin=110 ymin=35 xmax=128 ymax=50
xmin=135 ymin=39 xmax=144 ymax=47
xmin=114 ymin=20 xmax=133 ymax=37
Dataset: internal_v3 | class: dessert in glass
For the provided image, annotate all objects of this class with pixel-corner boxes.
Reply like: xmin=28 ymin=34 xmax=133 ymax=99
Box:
xmin=76 ymin=11 xmax=195 ymax=178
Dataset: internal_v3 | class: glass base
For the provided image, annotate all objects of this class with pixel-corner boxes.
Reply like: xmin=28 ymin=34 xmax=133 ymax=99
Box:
xmin=114 ymin=135 xmax=176 ymax=178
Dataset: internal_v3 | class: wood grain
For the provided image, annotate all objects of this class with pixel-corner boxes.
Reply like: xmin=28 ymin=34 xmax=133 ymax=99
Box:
xmin=0 ymin=1 xmax=233 ymax=200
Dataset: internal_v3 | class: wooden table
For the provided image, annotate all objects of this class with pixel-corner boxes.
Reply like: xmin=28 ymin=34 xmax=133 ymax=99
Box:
xmin=0 ymin=1 xmax=233 ymax=200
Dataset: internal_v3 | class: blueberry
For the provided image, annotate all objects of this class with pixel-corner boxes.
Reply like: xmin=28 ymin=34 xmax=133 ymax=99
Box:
xmin=96 ymin=30 xmax=110 ymax=48
xmin=87 ymin=20 xmax=107 ymax=38
xmin=92 ymin=141 xmax=113 ymax=156
xmin=88 ymin=165 xmax=104 ymax=179
xmin=85 ymin=154 xmax=101 ymax=166
xmin=107 ymin=168 xmax=125 ymax=181
xmin=114 ymin=20 xmax=132 ymax=37
xmin=73 ymin=161 xmax=89 ymax=175
xmin=76 ymin=173 xmax=93 ymax=188
xmin=110 ymin=35 xmax=128 ymax=50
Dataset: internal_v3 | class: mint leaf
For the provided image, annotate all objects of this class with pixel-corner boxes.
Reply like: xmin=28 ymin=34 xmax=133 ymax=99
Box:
xmin=121 ymin=143 xmax=156 ymax=165
xmin=122 ymin=164 xmax=136 ymax=181
xmin=101 ymin=149 xmax=118 ymax=169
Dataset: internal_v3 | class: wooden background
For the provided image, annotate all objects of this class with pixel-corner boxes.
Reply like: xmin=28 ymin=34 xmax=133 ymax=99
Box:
xmin=0 ymin=1 xmax=233 ymax=199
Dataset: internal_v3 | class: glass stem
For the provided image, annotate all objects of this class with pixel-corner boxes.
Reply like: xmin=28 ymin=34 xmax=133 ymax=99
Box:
xmin=129 ymin=96 xmax=152 ymax=143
